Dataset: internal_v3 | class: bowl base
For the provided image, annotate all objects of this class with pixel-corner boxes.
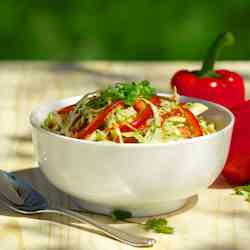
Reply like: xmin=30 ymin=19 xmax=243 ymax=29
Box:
xmin=76 ymin=198 xmax=187 ymax=217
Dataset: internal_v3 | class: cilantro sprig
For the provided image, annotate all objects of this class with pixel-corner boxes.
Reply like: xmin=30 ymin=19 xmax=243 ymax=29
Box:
xmin=111 ymin=210 xmax=174 ymax=235
xmin=144 ymin=218 xmax=174 ymax=234
xmin=233 ymin=184 xmax=250 ymax=202
xmin=87 ymin=81 xmax=156 ymax=109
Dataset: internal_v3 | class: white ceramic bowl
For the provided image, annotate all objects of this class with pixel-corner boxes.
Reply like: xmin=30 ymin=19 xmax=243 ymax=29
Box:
xmin=30 ymin=94 xmax=234 ymax=217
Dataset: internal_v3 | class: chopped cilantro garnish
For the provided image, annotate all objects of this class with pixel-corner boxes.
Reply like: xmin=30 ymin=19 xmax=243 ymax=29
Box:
xmin=87 ymin=81 xmax=156 ymax=108
xmin=111 ymin=210 xmax=132 ymax=221
xmin=144 ymin=218 xmax=174 ymax=234
xmin=233 ymin=184 xmax=250 ymax=203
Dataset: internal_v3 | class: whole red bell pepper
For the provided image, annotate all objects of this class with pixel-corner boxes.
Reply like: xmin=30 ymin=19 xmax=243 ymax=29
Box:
xmin=222 ymin=100 xmax=250 ymax=185
xmin=171 ymin=32 xmax=245 ymax=110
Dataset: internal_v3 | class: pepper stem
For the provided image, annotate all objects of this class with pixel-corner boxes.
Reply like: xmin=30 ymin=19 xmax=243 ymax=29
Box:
xmin=197 ymin=32 xmax=234 ymax=77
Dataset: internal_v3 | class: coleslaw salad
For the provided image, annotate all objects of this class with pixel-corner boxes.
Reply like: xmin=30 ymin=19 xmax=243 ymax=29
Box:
xmin=42 ymin=81 xmax=216 ymax=144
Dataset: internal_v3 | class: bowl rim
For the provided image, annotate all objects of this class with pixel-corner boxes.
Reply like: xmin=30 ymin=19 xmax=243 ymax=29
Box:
xmin=30 ymin=93 xmax=235 ymax=148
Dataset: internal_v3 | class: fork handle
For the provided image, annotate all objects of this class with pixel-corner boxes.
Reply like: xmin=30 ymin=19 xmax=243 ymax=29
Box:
xmin=47 ymin=208 xmax=155 ymax=247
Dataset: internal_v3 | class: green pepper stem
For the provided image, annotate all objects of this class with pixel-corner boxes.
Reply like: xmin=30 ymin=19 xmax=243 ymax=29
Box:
xmin=198 ymin=32 xmax=234 ymax=77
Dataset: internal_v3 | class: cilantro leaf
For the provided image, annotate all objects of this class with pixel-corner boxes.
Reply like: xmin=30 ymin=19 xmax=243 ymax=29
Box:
xmin=144 ymin=218 xmax=174 ymax=234
xmin=111 ymin=210 xmax=132 ymax=221
xmin=233 ymin=184 xmax=250 ymax=203
xmin=87 ymin=81 xmax=156 ymax=109
xmin=234 ymin=187 xmax=245 ymax=196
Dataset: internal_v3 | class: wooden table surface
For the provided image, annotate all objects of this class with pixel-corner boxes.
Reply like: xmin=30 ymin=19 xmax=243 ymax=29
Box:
xmin=0 ymin=61 xmax=249 ymax=250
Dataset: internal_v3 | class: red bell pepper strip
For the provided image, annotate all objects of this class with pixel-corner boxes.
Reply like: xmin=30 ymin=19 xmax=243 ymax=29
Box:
xmin=120 ymin=95 xmax=160 ymax=132
xmin=171 ymin=32 xmax=245 ymax=110
xmin=123 ymin=137 xmax=138 ymax=143
xmin=161 ymin=108 xmax=182 ymax=121
xmin=150 ymin=95 xmax=161 ymax=106
xmin=58 ymin=104 xmax=76 ymax=115
xmin=134 ymin=99 xmax=146 ymax=113
xmin=222 ymin=100 xmax=250 ymax=185
xmin=131 ymin=106 xmax=153 ymax=128
xmin=161 ymin=105 xmax=202 ymax=137
xmin=76 ymin=100 xmax=123 ymax=139
xmin=181 ymin=107 xmax=202 ymax=137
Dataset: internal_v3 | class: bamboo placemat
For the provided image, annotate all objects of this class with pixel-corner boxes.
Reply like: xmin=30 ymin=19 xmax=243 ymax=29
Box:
xmin=0 ymin=61 xmax=249 ymax=250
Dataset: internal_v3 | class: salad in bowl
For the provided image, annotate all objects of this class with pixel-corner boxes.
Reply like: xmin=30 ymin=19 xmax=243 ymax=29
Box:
xmin=42 ymin=81 xmax=216 ymax=144
xmin=31 ymin=80 xmax=234 ymax=216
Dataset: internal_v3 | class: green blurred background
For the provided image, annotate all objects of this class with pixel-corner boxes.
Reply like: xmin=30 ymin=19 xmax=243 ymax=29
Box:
xmin=1 ymin=0 xmax=250 ymax=60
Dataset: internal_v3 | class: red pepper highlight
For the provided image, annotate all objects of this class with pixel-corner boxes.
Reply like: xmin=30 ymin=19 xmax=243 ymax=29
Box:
xmin=171 ymin=32 xmax=245 ymax=110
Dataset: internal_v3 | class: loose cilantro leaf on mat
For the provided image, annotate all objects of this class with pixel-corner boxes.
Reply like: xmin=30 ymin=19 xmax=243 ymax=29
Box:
xmin=111 ymin=210 xmax=132 ymax=221
xmin=87 ymin=81 xmax=156 ymax=108
xmin=144 ymin=218 xmax=174 ymax=234
xmin=233 ymin=184 xmax=250 ymax=203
